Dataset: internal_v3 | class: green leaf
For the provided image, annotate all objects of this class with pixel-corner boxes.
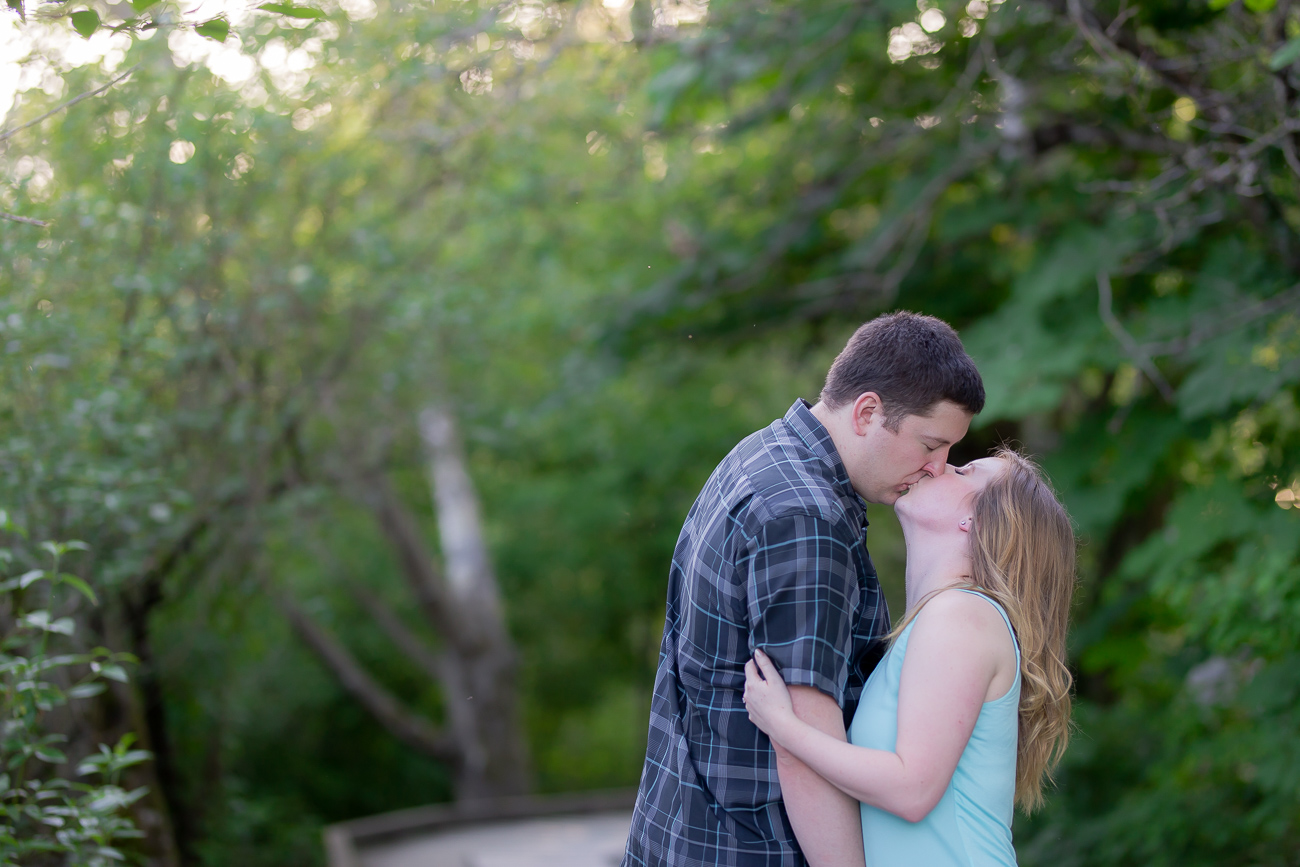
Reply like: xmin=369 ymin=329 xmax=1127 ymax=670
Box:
xmin=257 ymin=2 xmax=326 ymax=19
xmin=0 ymin=512 xmax=26 ymax=538
xmin=33 ymin=746 xmax=66 ymax=764
xmin=48 ymin=617 xmax=75 ymax=636
xmin=1269 ymin=37 xmax=1300 ymax=71
xmin=4 ymin=0 xmax=23 ymax=24
xmin=18 ymin=569 xmax=45 ymax=589
xmin=22 ymin=611 xmax=75 ymax=635
xmin=41 ymin=653 xmax=89 ymax=669
xmin=1243 ymin=0 xmax=1277 ymax=10
xmin=194 ymin=17 xmax=230 ymax=42
xmin=56 ymin=574 xmax=98 ymax=606
xmin=86 ymin=785 xmax=147 ymax=812
xmin=67 ymin=682 xmax=107 ymax=699
xmin=70 ymin=9 xmax=100 ymax=38
xmin=98 ymin=664 xmax=129 ymax=683
xmin=116 ymin=750 xmax=152 ymax=768
xmin=130 ymin=0 xmax=160 ymax=10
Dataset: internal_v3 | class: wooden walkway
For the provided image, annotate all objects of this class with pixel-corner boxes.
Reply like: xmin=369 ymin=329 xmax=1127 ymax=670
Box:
xmin=324 ymin=790 xmax=636 ymax=867
xmin=359 ymin=810 xmax=631 ymax=867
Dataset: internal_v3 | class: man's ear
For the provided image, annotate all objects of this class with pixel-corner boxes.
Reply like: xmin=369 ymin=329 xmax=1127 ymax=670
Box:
xmin=851 ymin=392 xmax=884 ymax=436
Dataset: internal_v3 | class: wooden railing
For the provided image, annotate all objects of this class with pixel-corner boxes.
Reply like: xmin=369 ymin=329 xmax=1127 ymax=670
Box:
xmin=322 ymin=788 xmax=638 ymax=867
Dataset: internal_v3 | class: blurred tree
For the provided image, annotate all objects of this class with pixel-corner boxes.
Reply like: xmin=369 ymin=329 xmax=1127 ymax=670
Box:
xmin=0 ymin=0 xmax=551 ymax=851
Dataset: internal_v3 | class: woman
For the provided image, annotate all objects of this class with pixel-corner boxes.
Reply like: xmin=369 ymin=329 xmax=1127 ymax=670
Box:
xmin=742 ymin=448 xmax=1075 ymax=866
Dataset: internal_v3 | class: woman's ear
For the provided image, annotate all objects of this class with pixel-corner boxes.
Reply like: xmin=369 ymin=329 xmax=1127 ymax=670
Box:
xmin=959 ymin=517 xmax=972 ymax=533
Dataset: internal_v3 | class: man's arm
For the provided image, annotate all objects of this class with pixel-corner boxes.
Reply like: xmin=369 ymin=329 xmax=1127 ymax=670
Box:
xmin=776 ymin=685 xmax=866 ymax=867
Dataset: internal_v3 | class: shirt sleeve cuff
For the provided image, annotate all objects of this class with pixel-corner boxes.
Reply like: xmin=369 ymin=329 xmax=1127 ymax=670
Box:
xmin=770 ymin=666 xmax=844 ymax=706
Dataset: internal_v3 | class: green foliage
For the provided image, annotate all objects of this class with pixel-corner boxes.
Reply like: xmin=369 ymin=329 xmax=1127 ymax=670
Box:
xmin=69 ymin=10 xmax=100 ymax=38
xmin=1269 ymin=36 xmax=1300 ymax=70
xmin=3 ymin=0 xmax=321 ymax=42
xmin=192 ymin=18 xmax=229 ymax=43
xmin=0 ymin=526 xmax=150 ymax=865
xmin=256 ymin=4 xmax=327 ymax=20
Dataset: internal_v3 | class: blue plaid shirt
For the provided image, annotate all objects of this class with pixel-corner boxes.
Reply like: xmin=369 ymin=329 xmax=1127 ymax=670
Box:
xmin=624 ymin=399 xmax=891 ymax=867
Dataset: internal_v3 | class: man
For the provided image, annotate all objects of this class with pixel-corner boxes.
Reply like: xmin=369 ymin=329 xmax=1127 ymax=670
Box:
xmin=623 ymin=312 xmax=986 ymax=867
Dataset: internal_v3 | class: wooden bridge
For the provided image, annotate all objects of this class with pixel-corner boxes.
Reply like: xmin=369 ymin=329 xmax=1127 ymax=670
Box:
xmin=324 ymin=790 xmax=635 ymax=867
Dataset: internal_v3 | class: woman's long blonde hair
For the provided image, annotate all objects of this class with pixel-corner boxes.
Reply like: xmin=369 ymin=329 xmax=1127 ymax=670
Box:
xmin=895 ymin=448 xmax=1077 ymax=813
xmin=970 ymin=448 xmax=1076 ymax=812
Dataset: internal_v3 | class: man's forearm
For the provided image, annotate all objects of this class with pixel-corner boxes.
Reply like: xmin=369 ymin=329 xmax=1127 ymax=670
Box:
xmin=778 ymin=686 xmax=866 ymax=867
xmin=777 ymin=747 xmax=865 ymax=867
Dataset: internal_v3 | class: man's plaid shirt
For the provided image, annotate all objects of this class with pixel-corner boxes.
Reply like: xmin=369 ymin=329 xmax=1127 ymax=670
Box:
xmin=623 ymin=399 xmax=891 ymax=867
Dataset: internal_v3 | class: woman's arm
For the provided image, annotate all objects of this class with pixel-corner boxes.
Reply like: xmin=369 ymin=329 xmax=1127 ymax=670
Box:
xmin=744 ymin=592 xmax=1013 ymax=822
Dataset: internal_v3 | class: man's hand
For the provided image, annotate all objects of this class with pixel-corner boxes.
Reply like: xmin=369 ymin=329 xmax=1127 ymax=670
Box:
xmin=777 ymin=685 xmax=866 ymax=867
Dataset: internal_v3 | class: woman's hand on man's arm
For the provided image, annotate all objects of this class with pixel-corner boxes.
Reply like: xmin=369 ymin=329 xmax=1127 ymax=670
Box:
xmin=743 ymin=593 xmax=1008 ymax=823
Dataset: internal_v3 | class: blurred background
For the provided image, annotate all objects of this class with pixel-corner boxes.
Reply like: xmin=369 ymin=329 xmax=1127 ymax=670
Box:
xmin=1 ymin=0 xmax=1298 ymax=864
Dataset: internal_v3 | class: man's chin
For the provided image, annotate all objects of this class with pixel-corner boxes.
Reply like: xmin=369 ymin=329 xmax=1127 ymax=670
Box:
xmin=882 ymin=481 xmax=922 ymax=505
xmin=869 ymin=488 xmax=904 ymax=506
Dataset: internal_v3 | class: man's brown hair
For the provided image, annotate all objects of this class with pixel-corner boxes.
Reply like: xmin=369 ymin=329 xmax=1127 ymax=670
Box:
xmin=820 ymin=311 xmax=985 ymax=428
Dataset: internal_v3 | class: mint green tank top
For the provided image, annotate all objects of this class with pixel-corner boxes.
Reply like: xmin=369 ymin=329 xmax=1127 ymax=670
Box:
xmin=848 ymin=589 xmax=1021 ymax=866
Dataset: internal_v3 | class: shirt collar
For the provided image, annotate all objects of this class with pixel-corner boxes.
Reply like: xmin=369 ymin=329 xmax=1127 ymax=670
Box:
xmin=783 ymin=399 xmax=865 ymax=515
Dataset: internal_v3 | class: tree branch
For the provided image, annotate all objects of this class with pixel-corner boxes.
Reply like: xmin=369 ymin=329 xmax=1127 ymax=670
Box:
xmin=0 ymin=64 xmax=141 ymax=144
xmin=0 ymin=211 xmax=49 ymax=227
xmin=365 ymin=474 xmax=469 ymax=646
xmin=1097 ymin=271 xmax=1176 ymax=404
xmin=1140 ymin=282 xmax=1300 ymax=358
xmin=348 ymin=583 xmax=446 ymax=684
xmin=279 ymin=591 xmax=460 ymax=764
xmin=348 ymin=583 xmax=489 ymax=781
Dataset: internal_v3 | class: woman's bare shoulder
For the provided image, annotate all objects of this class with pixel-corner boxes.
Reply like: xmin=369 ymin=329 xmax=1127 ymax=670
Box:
xmin=916 ymin=588 xmax=1005 ymax=626
xmin=909 ymin=589 xmax=1015 ymax=659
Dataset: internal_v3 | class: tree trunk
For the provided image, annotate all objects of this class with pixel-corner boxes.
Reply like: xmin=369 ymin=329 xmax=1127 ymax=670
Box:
xmin=291 ymin=403 xmax=530 ymax=801
xmin=415 ymin=404 xmax=530 ymax=799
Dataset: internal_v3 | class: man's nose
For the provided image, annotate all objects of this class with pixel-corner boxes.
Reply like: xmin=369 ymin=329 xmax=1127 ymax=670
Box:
xmin=921 ymin=454 xmax=951 ymax=479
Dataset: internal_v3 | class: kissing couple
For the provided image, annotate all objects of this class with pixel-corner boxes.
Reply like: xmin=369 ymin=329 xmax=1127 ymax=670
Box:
xmin=623 ymin=312 xmax=1075 ymax=867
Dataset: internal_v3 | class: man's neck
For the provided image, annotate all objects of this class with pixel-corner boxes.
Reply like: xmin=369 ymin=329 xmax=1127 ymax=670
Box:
xmin=809 ymin=399 xmax=851 ymax=465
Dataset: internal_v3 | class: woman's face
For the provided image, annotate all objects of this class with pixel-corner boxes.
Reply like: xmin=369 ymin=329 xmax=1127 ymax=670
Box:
xmin=894 ymin=456 xmax=1006 ymax=532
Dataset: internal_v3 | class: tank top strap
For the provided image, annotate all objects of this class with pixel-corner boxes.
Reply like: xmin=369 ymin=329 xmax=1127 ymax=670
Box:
xmin=951 ymin=588 xmax=1021 ymax=669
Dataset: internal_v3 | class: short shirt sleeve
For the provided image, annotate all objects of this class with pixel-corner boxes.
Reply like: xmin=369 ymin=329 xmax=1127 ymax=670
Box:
xmin=745 ymin=511 xmax=859 ymax=705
